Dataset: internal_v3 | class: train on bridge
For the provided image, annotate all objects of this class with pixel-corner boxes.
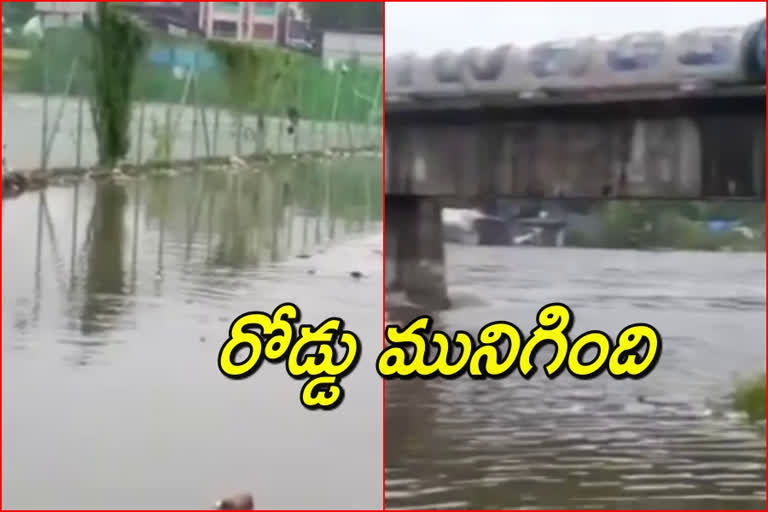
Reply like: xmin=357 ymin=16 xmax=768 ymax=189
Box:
xmin=386 ymin=18 xmax=766 ymax=103
xmin=385 ymin=18 xmax=766 ymax=311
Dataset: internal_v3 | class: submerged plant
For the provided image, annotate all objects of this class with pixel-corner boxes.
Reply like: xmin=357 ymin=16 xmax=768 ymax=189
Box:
xmin=84 ymin=4 xmax=148 ymax=166
xmin=206 ymin=41 xmax=302 ymax=154
xmin=207 ymin=40 xmax=300 ymax=111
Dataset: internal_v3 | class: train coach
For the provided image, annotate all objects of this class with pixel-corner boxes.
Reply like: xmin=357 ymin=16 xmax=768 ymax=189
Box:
xmin=386 ymin=18 xmax=766 ymax=102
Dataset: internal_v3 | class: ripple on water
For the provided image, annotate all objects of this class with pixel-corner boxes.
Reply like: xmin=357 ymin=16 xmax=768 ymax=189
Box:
xmin=386 ymin=246 xmax=766 ymax=510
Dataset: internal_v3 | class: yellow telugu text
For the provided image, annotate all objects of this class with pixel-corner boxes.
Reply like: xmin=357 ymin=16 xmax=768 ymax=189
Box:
xmin=218 ymin=302 xmax=662 ymax=409
xmin=217 ymin=303 xmax=361 ymax=411
xmin=376 ymin=302 xmax=662 ymax=381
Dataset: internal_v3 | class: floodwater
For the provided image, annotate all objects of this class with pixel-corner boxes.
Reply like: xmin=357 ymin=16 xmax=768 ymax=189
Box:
xmin=386 ymin=244 xmax=766 ymax=510
xmin=2 ymin=158 xmax=383 ymax=510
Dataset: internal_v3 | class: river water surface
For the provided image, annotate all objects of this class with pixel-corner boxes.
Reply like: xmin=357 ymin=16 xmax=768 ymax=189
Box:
xmin=3 ymin=158 xmax=383 ymax=509
xmin=386 ymin=244 xmax=766 ymax=510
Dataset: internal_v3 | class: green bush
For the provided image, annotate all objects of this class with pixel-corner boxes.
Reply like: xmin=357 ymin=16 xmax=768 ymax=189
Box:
xmin=566 ymin=201 xmax=765 ymax=251
xmin=731 ymin=374 xmax=766 ymax=424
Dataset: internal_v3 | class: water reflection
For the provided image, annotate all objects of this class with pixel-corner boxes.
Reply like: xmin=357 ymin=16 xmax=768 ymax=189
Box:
xmin=385 ymin=246 xmax=766 ymax=510
xmin=3 ymin=157 xmax=382 ymax=509
xmin=17 ymin=158 xmax=381 ymax=367
xmin=82 ymin=183 xmax=129 ymax=335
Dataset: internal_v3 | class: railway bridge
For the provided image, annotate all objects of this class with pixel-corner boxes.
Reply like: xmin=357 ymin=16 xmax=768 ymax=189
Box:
xmin=385 ymin=20 xmax=766 ymax=309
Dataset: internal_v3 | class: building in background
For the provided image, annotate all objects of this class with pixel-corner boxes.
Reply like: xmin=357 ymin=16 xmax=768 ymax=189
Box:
xmin=113 ymin=2 xmax=202 ymax=37
xmin=35 ymin=2 xmax=201 ymax=34
xmin=32 ymin=2 xmax=380 ymax=70
xmin=34 ymin=2 xmax=91 ymax=15
xmin=277 ymin=2 xmax=311 ymax=51
xmin=321 ymin=30 xmax=382 ymax=70
xmin=34 ymin=2 xmax=91 ymax=27
xmin=198 ymin=2 xmax=281 ymax=44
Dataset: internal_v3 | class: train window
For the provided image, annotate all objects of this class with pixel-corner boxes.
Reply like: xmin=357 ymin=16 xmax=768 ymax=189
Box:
xmin=676 ymin=29 xmax=737 ymax=66
xmin=432 ymin=53 xmax=462 ymax=83
xmin=528 ymin=41 xmax=590 ymax=78
xmin=607 ymin=34 xmax=665 ymax=72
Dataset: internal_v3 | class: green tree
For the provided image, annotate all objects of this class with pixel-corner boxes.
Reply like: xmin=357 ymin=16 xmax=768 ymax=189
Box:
xmin=300 ymin=2 xmax=382 ymax=33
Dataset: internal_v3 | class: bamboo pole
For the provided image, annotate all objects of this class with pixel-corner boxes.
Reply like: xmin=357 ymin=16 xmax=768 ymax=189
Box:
xmin=135 ymin=100 xmax=146 ymax=165
xmin=69 ymin=182 xmax=80 ymax=286
xmin=39 ymin=21 xmax=49 ymax=173
xmin=75 ymin=95 xmax=84 ymax=169
xmin=212 ymin=107 xmax=220 ymax=156
xmin=130 ymin=178 xmax=140 ymax=293
xmin=197 ymin=74 xmax=213 ymax=158
xmin=43 ymin=57 xmax=79 ymax=170
xmin=191 ymin=74 xmax=199 ymax=161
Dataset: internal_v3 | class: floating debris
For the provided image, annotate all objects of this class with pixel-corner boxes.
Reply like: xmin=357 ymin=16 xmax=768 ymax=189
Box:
xmin=228 ymin=155 xmax=247 ymax=168
xmin=2 ymin=170 xmax=47 ymax=198
xmin=152 ymin=168 xmax=179 ymax=178
xmin=215 ymin=493 xmax=253 ymax=510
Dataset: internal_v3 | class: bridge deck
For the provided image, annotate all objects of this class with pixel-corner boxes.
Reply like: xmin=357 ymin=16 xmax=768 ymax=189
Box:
xmin=385 ymin=84 xmax=765 ymax=200
xmin=386 ymin=84 xmax=766 ymax=116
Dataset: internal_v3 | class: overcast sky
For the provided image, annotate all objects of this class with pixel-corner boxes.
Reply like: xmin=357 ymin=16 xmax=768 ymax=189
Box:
xmin=385 ymin=2 xmax=767 ymax=55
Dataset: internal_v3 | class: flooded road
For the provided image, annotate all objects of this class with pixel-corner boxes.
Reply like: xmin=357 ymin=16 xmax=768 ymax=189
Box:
xmin=386 ymin=244 xmax=766 ymax=510
xmin=2 ymin=158 xmax=383 ymax=509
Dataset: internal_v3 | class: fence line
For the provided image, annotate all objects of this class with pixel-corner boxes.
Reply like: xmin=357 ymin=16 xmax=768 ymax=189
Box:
xmin=3 ymin=25 xmax=383 ymax=173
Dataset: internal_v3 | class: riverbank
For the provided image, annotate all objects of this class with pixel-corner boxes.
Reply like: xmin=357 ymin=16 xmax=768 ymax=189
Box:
xmin=564 ymin=200 xmax=766 ymax=252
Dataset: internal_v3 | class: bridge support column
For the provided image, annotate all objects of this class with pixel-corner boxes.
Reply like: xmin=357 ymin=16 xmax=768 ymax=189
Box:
xmin=386 ymin=196 xmax=449 ymax=310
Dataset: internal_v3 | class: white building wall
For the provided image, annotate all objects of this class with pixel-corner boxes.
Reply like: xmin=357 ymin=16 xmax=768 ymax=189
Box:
xmin=322 ymin=31 xmax=382 ymax=70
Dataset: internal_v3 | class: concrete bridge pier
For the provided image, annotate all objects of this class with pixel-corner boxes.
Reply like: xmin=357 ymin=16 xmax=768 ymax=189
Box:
xmin=386 ymin=196 xmax=450 ymax=310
